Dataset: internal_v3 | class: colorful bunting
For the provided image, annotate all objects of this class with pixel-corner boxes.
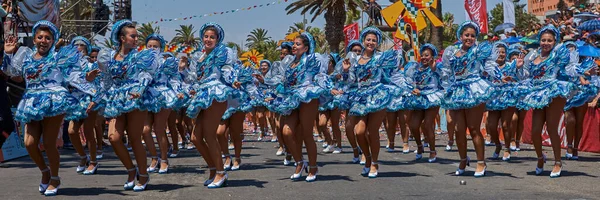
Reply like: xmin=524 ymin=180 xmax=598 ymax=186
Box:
xmin=147 ymin=0 xmax=289 ymax=24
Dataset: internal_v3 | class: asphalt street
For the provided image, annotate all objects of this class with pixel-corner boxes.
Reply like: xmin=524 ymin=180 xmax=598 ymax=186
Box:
xmin=1 ymin=131 xmax=599 ymax=200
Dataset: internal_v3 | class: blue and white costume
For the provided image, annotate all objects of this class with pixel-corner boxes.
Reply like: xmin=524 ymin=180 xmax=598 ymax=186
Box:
xmin=96 ymin=20 xmax=160 ymax=118
xmin=221 ymin=56 xmax=258 ymax=120
xmin=404 ymin=44 xmax=444 ymax=110
xmin=142 ymin=34 xmax=187 ymax=113
xmin=343 ymin=27 xmax=405 ymax=116
xmin=266 ymin=32 xmax=329 ymax=116
xmin=441 ymin=21 xmax=495 ymax=110
xmin=253 ymin=60 xmax=283 ymax=108
xmin=319 ymin=53 xmax=345 ymax=112
xmin=563 ymin=42 xmax=599 ymax=110
xmin=484 ymin=42 xmax=521 ymax=111
xmin=65 ymin=36 xmax=106 ymax=121
xmin=517 ymin=25 xmax=578 ymax=110
xmin=185 ymin=22 xmax=240 ymax=119
xmin=2 ymin=21 xmax=92 ymax=123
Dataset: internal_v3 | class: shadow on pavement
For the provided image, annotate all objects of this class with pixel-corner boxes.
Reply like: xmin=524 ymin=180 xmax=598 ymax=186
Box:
xmin=226 ymin=179 xmax=268 ymax=188
xmin=60 ymin=187 xmax=129 ymax=196
xmin=377 ymin=171 xmax=432 ymax=178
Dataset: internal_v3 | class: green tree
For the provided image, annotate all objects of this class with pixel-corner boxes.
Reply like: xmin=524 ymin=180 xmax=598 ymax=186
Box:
xmin=345 ymin=9 xmax=361 ymax=25
xmin=489 ymin=3 xmax=539 ymax=34
xmin=171 ymin=24 xmax=200 ymax=47
xmin=226 ymin=42 xmax=243 ymax=57
xmin=262 ymin=40 xmax=280 ymax=61
xmin=286 ymin=0 xmax=364 ymax=53
xmin=442 ymin=12 xmax=459 ymax=45
xmin=246 ymin=28 xmax=272 ymax=51
xmin=430 ymin=0 xmax=443 ymax=50
xmin=289 ymin=22 xmax=312 ymax=33
xmin=308 ymin=27 xmax=328 ymax=53
xmin=137 ymin=23 xmax=160 ymax=45
xmin=557 ymin=0 xmax=567 ymax=11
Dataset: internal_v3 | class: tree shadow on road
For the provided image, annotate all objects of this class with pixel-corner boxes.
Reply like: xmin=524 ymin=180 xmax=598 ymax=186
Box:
xmin=60 ymin=187 xmax=130 ymax=196
xmin=377 ymin=171 xmax=432 ymax=178
xmin=226 ymin=179 xmax=268 ymax=188
xmin=316 ymin=175 xmax=354 ymax=182
xmin=149 ymin=183 xmax=194 ymax=192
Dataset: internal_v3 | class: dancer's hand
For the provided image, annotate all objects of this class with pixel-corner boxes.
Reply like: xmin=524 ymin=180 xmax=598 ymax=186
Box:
xmin=3 ymin=35 xmax=17 ymax=54
xmin=189 ymin=90 xmax=196 ymax=96
xmin=86 ymin=102 xmax=96 ymax=114
xmin=253 ymin=74 xmax=264 ymax=83
xmin=330 ymin=89 xmax=343 ymax=95
xmin=342 ymin=59 xmax=351 ymax=72
xmin=233 ymin=81 xmax=241 ymax=89
xmin=412 ymin=88 xmax=421 ymax=96
xmin=579 ymin=77 xmax=590 ymax=85
xmin=264 ymin=97 xmax=274 ymax=102
xmin=177 ymin=93 xmax=184 ymax=99
xmin=129 ymin=92 xmax=141 ymax=99
xmin=589 ymin=97 xmax=599 ymax=107
xmin=86 ymin=69 xmax=100 ymax=82
xmin=502 ymin=76 xmax=514 ymax=83
xmin=335 ymin=74 xmax=342 ymax=80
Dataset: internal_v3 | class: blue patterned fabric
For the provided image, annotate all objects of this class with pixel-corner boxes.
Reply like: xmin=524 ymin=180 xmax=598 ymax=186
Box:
xmin=66 ymin=60 xmax=105 ymax=121
xmin=565 ymin=56 xmax=599 ymax=110
xmin=517 ymin=44 xmax=578 ymax=110
xmin=254 ymin=60 xmax=284 ymax=109
xmin=403 ymin=62 xmax=444 ymax=110
xmin=440 ymin=42 xmax=495 ymax=110
xmin=3 ymin=45 xmax=91 ymax=123
xmin=143 ymin=56 xmax=187 ymax=113
xmin=265 ymin=53 xmax=329 ymax=116
xmin=185 ymin=44 xmax=238 ymax=118
xmin=96 ymin=48 xmax=160 ymax=118
xmin=222 ymin=62 xmax=257 ymax=120
xmin=343 ymin=49 xmax=405 ymax=116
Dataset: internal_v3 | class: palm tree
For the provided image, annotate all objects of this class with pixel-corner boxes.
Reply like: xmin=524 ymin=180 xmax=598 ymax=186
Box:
xmin=262 ymin=40 xmax=280 ymax=61
xmin=442 ymin=12 xmax=459 ymax=45
xmin=430 ymin=0 xmax=443 ymax=50
xmin=286 ymin=0 xmax=364 ymax=53
xmin=138 ymin=23 xmax=160 ymax=45
xmin=308 ymin=27 xmax=327 ymax=53
xmin=289 ymin=22 xmax=312 ymax=33
xmin=345 ymin=9 xmax=361 ymax=25
xmin=171 ymin=24 xmax=200 ymax=47
xmin=226 ymin=42 xmax=243 ymax=57
xmin=246 ymin=28 xmax=272 ymax=51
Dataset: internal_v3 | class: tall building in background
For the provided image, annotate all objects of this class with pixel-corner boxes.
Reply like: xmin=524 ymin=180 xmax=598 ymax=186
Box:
xmin=113 ymin=0 xmax=132 ymax=21
xmin=528 ymin=0 xmax=575 ymax=17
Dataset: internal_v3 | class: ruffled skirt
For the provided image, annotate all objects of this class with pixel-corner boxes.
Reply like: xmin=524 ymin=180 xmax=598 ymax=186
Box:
xmin=267 ymin=85 xmax=325 ymax=116
xmin=404 ymin=89 xmax=443 ymax=110
xmin=143 ymin=85 xmax=186 ymax=113
xmin=347 ymin=83 xmax=391 ymax=116
xmin=564 ymin=83 xmax=598 ymax=110
xmin=66 ymin=91 xmax=102 ymax=121
xmin=15 ymin=87 xmax=78 ymax=123
xmin=442 ymin=77 xmax=494 ymax=110
xmin=186 ymin=80 xmax=236 ymax=118
xmin=486 ymin=83 xmax=520 ymax=111
xmin=222 ymin=90 xmax=253 ymax=120
xmin=518 ymin=79 xmax=575 ymax=110
xmin=103 ymin=85 xmax=146 ymax=118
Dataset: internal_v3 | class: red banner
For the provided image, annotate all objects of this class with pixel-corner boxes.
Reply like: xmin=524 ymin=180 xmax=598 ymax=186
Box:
xmin=464 ymin=0 xmax=489 ymax=33
xmin=520 ymin=108 xmax=600 ymax=153
xmin=343 ymin=23 xmax=360 ymax=45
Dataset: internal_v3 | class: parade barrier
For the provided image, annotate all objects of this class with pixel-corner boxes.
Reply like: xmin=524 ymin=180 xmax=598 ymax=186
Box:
xmin=521 ymin=108 xmax=600 ymax=153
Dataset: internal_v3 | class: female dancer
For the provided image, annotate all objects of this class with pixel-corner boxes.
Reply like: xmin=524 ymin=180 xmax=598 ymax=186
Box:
xmin=342 ymin=27 xmax=404 ymax=178
xmin=318 ymin=53 xmax=343 ymax=154
xmin=404 ymin=44 xmax=443 ymax=162
xmin=441 ymin=21 xmax=494 ymax=177
xmin=254 ymin=59 xmax=287 ymax=157
xmin=66 ymin=36 xmax=102 ymax=175
xmin=342 ymin=40 xmax=365 ymax=164
xmin=485 ymin=42 xmax=519 ymax=161
xmin=252 ymin=62 xmax=271 ymax=142
xmin=383 ymin=44 xmax=411 ymax=154
xmin=272 ymin=42 xmax=292 ymax=160
xmin=563 ymin=41 xmax=598 ymax=161
xmin=161 ymin=52 xmax=185 ymax=158
xmin=508 ymin=44 xmax=526 ymax=152
xmin=3 ymin=20 xmax=91 ymax=195
xmin=217 ymin=56 xmax=256 ymax=171
xmin=177 ymin=54 xmax=196 ymax=150
xmin=184 ymin=22 xmax=239 ymax=188
xmin=97 ymin=19 xmax=159 ymax=191
xmin=517 ymin=25 xmax=578 ymax=178
xmin=89 ymin=46 xmax=108 ymax=159
xmin=142 ymin=34 xmax=186 ymax=174
xmin=266 ymin=32 xmax=327 ymax=182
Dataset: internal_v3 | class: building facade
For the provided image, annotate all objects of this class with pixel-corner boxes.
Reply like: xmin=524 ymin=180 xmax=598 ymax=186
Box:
xmin=528 ymin=0 xmax=575 ymax=16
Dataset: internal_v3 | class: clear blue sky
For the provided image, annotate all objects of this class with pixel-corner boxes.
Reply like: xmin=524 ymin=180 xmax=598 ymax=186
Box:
xmin=130 ymin=0 xmax=511 ymax=48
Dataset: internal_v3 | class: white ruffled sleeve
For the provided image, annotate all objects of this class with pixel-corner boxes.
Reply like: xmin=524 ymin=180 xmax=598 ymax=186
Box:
xmin=3 ymin=47 xmax=33 ymax=77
